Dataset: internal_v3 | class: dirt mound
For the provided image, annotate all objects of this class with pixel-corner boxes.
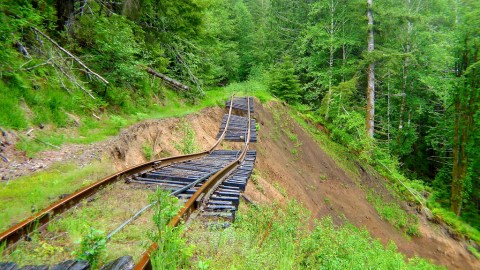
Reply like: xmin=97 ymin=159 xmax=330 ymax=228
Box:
xmin=0 ymin=107 xmax=224 ymax=180
xmin=245 ymin=101 xmax=479 ymax=270
xmin=108 ymin=107 xmax=223 ymax=169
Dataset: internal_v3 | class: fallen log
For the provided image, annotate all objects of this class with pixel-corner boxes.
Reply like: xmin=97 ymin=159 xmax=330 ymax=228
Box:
xmin=146 ymin=68 xmax=189 ymax=92
xmin=32 ymin=27 xmax=109 ymax=85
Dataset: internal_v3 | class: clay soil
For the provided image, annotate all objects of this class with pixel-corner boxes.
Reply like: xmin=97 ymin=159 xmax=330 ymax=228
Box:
xmin=245 ymin=101 xmax=479 ymax=270
xmin=2 ymin=100 xmax=479 ymax=269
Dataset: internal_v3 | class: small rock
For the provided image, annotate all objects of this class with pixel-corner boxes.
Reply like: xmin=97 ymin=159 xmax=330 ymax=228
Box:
xmin=39 ymin=123 xmax=44 ymax=129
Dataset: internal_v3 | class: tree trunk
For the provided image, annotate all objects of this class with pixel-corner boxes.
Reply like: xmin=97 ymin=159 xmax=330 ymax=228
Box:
xmin=55 ymin=0 xmax=75 ymax=31
xmin=325 ymin=0 xmax=337 ymax=120
xmin=387 ymin=69 xmax=391 ymax=143
xmin=451 ymin=98 xmax=468 ymax=215
xmin=366 ymin=0 xmax=375 ymax=138
xmin=146 ymin=68 xmax=190 ymax=92
xmin=451 ymin=39 xmax=478 ymax=216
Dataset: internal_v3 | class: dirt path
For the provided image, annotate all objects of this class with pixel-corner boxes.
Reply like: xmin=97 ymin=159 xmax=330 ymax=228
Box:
xmin=245 ymin=101 xmax=479 ymax=270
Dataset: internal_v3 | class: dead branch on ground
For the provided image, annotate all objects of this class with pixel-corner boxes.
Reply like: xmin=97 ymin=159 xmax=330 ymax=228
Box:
xmin=31 ymin=27 xmax=109 ymax=85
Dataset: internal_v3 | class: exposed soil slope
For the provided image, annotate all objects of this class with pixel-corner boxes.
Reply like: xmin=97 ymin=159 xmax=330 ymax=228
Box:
xmin=0 ymin=108 xmax=225 ymax=179
xmin=2 ymin=101 xmax=478 ymax=269
xmin=245 ymin=101 xmax=479 ymax=270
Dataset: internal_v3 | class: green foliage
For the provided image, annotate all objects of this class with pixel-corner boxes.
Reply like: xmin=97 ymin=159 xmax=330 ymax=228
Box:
xmin=0 ymin=86 xmax=28 ymax=129
xmin=150 ymin=189 xmax=192 ymax=269
xmin=297 ymin=0 xmax=364 ymax=106
xmin=188 ymin=200 xmax=441 ymax=269
xmin=0 ymin=161 xmax=112 ymax=231
xmin=143 ymin=145 xmax=153 ymax=160
xmin=174 ymin=121 xmax=199 ymax=154
xmin=428 ymin=205 xmax=480 ymax=244
xmin=367 ymin=191 xmax=419 ymax=236
xmin=73 ymin=14 xmax=145 ymax=88
xmin=299 ymin=218 xmax=437 ymax=269
xmin=468 ymin=245 xmax=480 ymax=260
xmin=75 ymin=227 xmax=107 ymax=269
xmin=267 ymin=56 xmax=302 ymax=103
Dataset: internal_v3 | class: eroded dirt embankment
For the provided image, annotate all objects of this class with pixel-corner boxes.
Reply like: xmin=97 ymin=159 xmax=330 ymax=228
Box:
xmin=246 ymin=101 xmax=479 ymax=270
xmin=2 ymin=101 xmax=478 ymax=269
xmin=0 ymin=107 xmax=225 ymax=179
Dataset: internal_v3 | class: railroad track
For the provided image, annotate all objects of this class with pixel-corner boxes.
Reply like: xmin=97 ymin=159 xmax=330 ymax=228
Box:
xmin=0 ymin=96 xmax=256 ymax=270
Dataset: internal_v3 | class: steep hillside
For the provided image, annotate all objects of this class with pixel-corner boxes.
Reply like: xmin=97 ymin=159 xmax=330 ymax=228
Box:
xmin=245 ymin=101 xmax=479 ymax=269
xmin=1 ymin=99 xmax=478 ymax=269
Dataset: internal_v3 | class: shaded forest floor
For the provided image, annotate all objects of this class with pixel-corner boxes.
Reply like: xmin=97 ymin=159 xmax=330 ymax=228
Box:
xmin=1 ymin=99 xmax=478 ymax=269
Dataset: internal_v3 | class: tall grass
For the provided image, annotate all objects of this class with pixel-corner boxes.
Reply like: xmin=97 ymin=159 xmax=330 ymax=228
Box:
xmin=150 ymin=189 xmax=191 ymax=269
xmin=187 ymin=201 xmax=442 ymax=269
xmin=0 ymin=161 xmax=113 ymax=231
xmin=367 ymin=191 xmax=419 ymax=237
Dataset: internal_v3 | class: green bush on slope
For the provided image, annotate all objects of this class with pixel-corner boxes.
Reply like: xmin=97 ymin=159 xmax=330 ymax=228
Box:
xmin=188 ymin=200 xmax=442 ymax=269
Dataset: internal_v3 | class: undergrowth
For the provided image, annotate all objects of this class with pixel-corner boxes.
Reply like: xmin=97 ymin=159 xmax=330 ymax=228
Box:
xmin=74 ymin=227 xmax=107 ymax=269
xmin=2 ymin=183 xmax=154 ymax=267
xmin=0 ymin=161 xmax=113 ymax=231
xmin=150 ymin=189 xmax=191 ymax=269
xmin=174 ymin=122 xmax=199 ymax=155
xmin=187 ymin=200 xmax=442 ymax=269
xmin=289 ymin=104 xmax=480 ymax=245
xmin=428 ymin=205 xmax=480 ymax=243
xmin=10 ymin=82 xmax=273 ymax=157
xmin=367 ymin=191 xmax=419 ymax=237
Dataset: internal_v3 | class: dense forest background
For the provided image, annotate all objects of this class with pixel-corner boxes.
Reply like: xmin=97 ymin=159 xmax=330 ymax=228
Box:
xmin=0 ymin=0 xmax=478 ymax=235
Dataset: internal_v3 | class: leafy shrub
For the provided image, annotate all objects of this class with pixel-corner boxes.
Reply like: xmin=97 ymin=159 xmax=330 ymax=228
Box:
xmin=174 ymin=122 xmax=199 ymax=154
xmin=73 ymin=14 xmax=145 ymax=88
xmin=143 ymin=145 xmax=153 ymax=160
xmin=267 ymin=56 xmax=302 ymax=103
xmin=150 ymin=189 xmax=192 ymax=269
xmin=188 ymin=200 xmax=441 ymax=269
xmin=75 ymin=227 xmax=107 ymax=269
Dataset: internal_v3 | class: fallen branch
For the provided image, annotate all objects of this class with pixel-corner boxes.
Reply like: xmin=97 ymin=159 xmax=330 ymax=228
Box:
xmin=52 ymin=63 xmax=95 ymax=99
xmin=14 ymin=40 xmax=31 ymax=59
xmin=172 ymin=45 xmax=202 ymax=93
xmin=146 ymin=67 xmax=189 ymax=92
xmin=152 ymin=129 xmax=161 ymax=159
xmin=52 ymin=64 xmax=73 ymax=95
xmin=92 ymin=113 xmax=101 ymax=120
xmin=0 ymin=153 xmax=9 ymax=163
xmin=34 ymin=138 xmax=61 ymax=149
xmin=32 ymin=27 xmax=109 ymax=85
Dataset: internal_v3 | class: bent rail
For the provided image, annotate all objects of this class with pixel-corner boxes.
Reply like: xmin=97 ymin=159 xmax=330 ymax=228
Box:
xmin=134 ymin=97 xmax=252 ymax=270
xmin=0 ymin=97 xmax=236 ymax=248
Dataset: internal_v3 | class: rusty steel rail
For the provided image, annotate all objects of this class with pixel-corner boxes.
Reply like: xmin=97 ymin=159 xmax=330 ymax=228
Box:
xmin=0 ymin=97 xmax=236 ymax=249
xmin=134 ymin=97 xmax=252 ymax=270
